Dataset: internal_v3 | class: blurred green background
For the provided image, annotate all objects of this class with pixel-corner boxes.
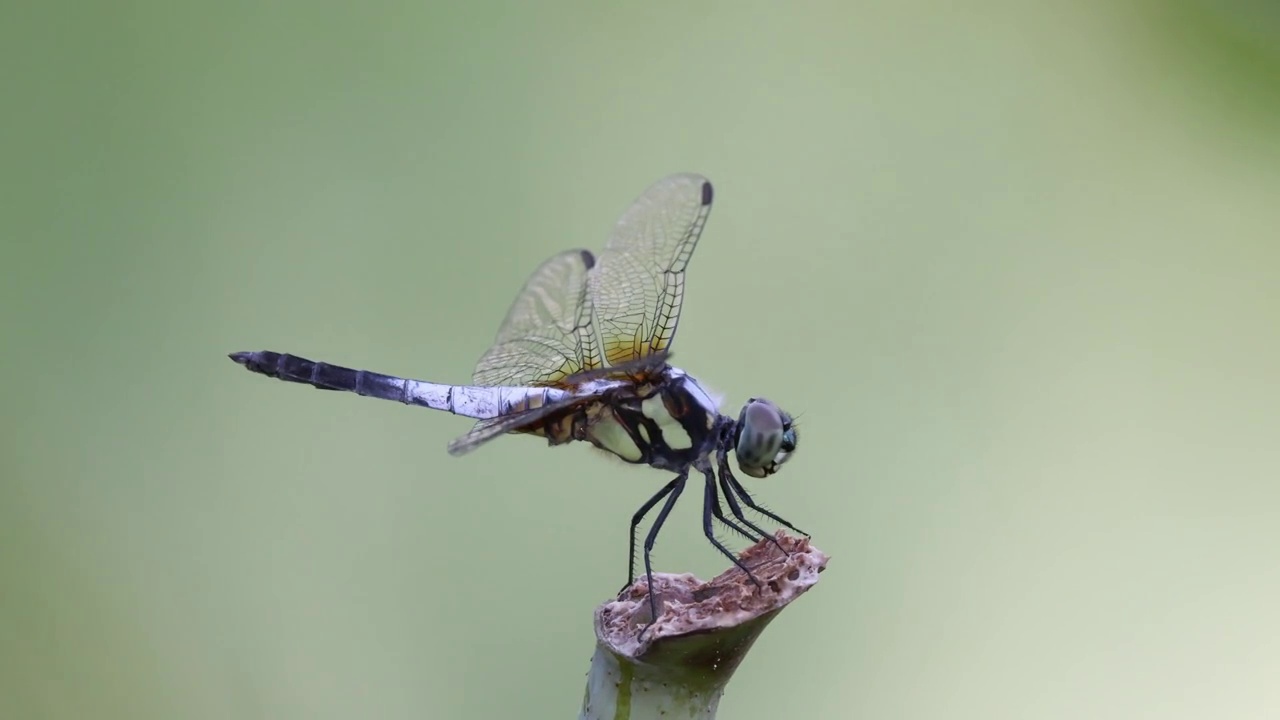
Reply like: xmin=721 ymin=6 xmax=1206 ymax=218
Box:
xmin=4 ymin=0 xmax=1279 ymax=718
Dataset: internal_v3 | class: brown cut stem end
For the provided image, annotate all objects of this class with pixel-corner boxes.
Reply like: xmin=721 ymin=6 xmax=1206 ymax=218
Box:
xmin=581 ymin=532 xmax=828 ymax=719
xmin=597 ymin=531 xmax=827 ymax=668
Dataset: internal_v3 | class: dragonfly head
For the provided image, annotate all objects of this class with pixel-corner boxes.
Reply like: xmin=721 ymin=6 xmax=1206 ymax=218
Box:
xmin=734 ymin=398 xmax=798 ymax=478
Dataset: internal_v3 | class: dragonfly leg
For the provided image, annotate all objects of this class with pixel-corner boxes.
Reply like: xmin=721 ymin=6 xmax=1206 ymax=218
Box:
xmin=700 ymin=462 xmax=763 ymax=543
xmin=700 ymin=465 xmax=762 ymax=586
xmin=719 ymin=453 xmax=809 ymax=538
xmin=620 ymin=476 xmax=682 ymax=597
xmin=714 ymin=456 xmax=779 ymax=546
xmin=715 ymin=447 xmax=797 ymax=553
xmin=637 ymin=470 xmax=688 ymax=639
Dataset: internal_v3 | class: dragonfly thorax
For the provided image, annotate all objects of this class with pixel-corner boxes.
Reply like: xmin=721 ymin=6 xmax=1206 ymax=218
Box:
xmin=578 ymin=367 xmax=723 ymax=472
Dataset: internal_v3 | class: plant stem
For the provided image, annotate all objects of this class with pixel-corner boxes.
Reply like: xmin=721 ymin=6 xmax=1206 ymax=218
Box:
xmin=580 ymin=532 xmax=828 ymax=720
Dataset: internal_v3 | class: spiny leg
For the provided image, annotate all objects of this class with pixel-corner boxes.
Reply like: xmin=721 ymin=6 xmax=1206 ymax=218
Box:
xmin=702 ymin=462 xmax=762 ymax=544
xmin=720 ymin=457 xmax=809 ymax=537
xmin=638 ymin=470 xmax=689 ymax=637
xmin=715 ymin=462 xmax=780 ymax=547
xmin=700 ymin=466 xmax=762 ymax=587
xmin=716 ymin=447 xmax=801 ymax=550
xmin=620 ymin=476 xmax=682 ymax=597
xmin=710 ymin=496 xmax=765 ymax=545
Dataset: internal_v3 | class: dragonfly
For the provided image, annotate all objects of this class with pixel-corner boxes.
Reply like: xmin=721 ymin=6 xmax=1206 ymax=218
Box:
xmin=229 ymin=173 xmax=805 ymax=627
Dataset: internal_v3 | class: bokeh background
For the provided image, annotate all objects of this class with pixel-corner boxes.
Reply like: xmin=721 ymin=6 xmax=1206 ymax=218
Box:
xmin=4 ymin=1 xmax=1279 ymax=718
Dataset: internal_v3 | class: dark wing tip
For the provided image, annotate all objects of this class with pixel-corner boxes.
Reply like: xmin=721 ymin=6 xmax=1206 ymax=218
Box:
xmin=700 ymin=180 xmax=713 ymax=206
xmin=228 ymin=351 xmax=252 ymax=365
xmin=579 ymin=249 xmax=596 ymax=270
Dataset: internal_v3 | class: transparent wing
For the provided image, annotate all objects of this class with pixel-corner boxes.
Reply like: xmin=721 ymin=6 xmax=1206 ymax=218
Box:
xmin=588 ymin=173 xmax=714 ymax=366
xmin=472 ymin=249 xmax=604 ymax=387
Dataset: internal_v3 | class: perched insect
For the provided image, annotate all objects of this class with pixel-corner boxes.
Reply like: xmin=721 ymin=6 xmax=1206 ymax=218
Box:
xmin=230 ymin=174 xmax=806 ymax=628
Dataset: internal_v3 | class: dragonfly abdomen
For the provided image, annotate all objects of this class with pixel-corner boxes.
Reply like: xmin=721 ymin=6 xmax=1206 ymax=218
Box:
xmin=229 ymin=350 xmax=420 ymax=401
xmin=228 ymin=350 xmax=569 ymax=420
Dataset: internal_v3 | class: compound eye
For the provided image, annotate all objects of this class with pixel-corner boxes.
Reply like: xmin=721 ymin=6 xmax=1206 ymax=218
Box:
xmin=735 ymin=398 xmax=785 ymax=478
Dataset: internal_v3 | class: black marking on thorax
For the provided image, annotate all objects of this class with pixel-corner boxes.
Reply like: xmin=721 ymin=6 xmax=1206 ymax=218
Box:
xmin=597 ymin=374 xmax=719 ymax=471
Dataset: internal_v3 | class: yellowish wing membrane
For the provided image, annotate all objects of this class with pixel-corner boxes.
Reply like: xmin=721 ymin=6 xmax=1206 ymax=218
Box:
xmin=472 ymin=249 xmax=603 ymax=387
xmin=588 ymin=173 xmax=713 ymax=367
